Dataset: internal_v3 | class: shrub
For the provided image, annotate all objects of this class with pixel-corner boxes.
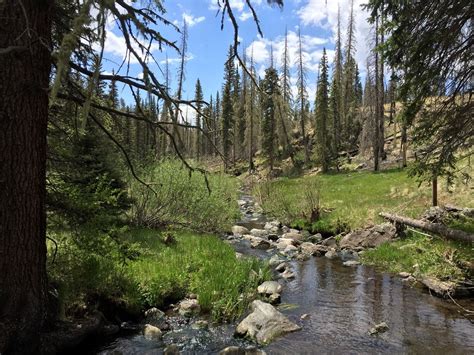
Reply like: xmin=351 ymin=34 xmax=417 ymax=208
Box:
xmin=129 ymin=159 xmax=239 ymax=232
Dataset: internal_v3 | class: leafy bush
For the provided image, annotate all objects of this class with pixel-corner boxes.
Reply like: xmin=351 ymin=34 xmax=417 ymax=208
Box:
xmin=130 ymin=159 xmax=239 ymax=232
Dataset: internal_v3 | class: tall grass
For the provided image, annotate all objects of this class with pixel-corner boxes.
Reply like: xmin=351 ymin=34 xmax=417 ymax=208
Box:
xmin=361 ymin=231 xmax=474 ymax=282
xmin=255 ymin=168 xmax=472 ymax=231
xmin=125 ymin=229 xmax=271 ymax=322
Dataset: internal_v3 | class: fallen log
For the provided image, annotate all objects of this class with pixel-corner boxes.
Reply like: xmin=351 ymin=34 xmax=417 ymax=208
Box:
xmin=379 ymin=212 xmax=474 ymax=243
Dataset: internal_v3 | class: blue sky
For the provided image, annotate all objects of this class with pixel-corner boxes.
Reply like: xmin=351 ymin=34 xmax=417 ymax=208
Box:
xmin=101 ymin=0 xmax=371 ymax=108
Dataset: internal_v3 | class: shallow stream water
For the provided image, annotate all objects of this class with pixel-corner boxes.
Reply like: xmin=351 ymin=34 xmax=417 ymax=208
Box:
xmin=96 ymin=192 xmax=474 ymax=354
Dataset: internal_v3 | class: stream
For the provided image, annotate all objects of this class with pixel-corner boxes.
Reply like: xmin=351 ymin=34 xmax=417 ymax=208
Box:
xmin=95 ymin=192 xmax=474 ymax=354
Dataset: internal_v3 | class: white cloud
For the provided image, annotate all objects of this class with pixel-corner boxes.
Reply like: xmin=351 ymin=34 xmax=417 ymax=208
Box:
xmin=159 ymin=53 xmax=195 ymax=65
xmin=297 ymin=0 xmax=371 ymax=73
xmin=245 ymin=30 xmax=329 ymax=73
xmin=183 ymin=13 xmax=206 ymax=27
xmin=239 ymin=11 xmax=253 ymax=21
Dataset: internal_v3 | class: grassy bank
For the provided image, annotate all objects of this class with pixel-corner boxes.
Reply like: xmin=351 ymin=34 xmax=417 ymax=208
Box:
xmin=48 ymin=228 xmax=270 ymax=323
xmin=361 ymin=231 xmax=474 ymax=282
xmin=125 ymin=229 xmax=270 ymax=321
xmin=254 ymin=168 xmax=472 ymax=234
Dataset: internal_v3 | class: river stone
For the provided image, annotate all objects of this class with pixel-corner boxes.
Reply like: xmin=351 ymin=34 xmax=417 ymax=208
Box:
xmin=164 ymin=344 xmax=181 ymax=355
xmin=276 ymin=238 xmax=298 ymax=249
xmin=219 ymin=346 xmax=267 ymax=355
xmin=325 ymin=248 xmax=338 ymax=259
xmin=343 ymin=260 xmax=360 ymax=267
xmin=178 ymin=299 xmax=200 ymax=317
xmin=282 ymin=232 xmax=304 ymax=242
xmin=250 ymin=237 xmax=271 ymax=250
xmin=191 ymin=320 xmax=209 ymax=330
xmin=264 ymin=221 xmax=281 ymax=234
xmin=232 ymin=225 xmax=250 ymax=236
xmin=308 ymin=233 xmax=323 ymax=243
xmin=257 ymin=281 xmax=282 ymax=295
xmin=321 ymin=237 xmax=337 ymax=247
xmin=281 ymin=269 xmax=295 ymax=279
xmin=369 ymin=322 xmax=389 ymax=335
xmin=235 ymin=300 xmax=301 ymax=344
xmin=143 ymin=324 xmax=162 ymax=340
xmin=300 ymin=242 xmax=319 ymax=256
xmin=340 ymin=223 xmax=396 ymax=250
xmin=275 ymin=262 xmax=288 ymax=272
xmin=268 ymin=255 xmax=285 ymax=266
xmin=250 ymin=229 xmax=268 ymax=238
xmin=399 ymin=272 xmax=412 ymax=278
xmin=144 ymin=307 xmax=165 ymax=321
xmin=283 ymin=245 xmax=298 ymax=254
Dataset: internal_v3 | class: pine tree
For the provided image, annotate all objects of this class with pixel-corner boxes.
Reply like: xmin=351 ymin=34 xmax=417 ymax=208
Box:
xmin=261 ymin=67 xmax=280 ymax=171
xmin=194 ymin=78 xmax=203 ymax=160
xmin=296 ymin=28 xmax=310 ymax=164
xmin=221 ymin=46 xmax=235 ymax=171
xmin=330 ymin=6 xmax=343 ymax=155
xmin=315 ymin=49 xmax=331 ymax=172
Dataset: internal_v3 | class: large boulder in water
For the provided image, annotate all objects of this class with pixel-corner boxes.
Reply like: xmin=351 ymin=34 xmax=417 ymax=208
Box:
xmin=257 ymin=281 xmax=282 ymax=296
xmin=340 ymin=223 xmax=396 ymax=250
xmin=235 ymin=300 xmax=301 ymax=344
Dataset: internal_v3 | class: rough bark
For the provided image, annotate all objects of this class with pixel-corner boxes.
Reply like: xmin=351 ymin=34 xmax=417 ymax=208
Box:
xmin=380 ymin=212 xmax=473 ymax=243
xmin=0 ymin=0 xmax=53 ymax=353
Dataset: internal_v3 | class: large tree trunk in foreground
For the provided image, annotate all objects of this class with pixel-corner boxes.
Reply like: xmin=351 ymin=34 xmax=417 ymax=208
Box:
xmin=380 ymin=212 xmax=474 ymax=243
xmin=0 ymin=0 xmax=53 ymax=353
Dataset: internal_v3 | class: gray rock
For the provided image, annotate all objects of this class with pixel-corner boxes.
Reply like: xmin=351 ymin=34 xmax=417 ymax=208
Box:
xmin=250 ymin=237 xmax=271 ymax=250
xmin=268 ymin=255 xmax=285 ymax=266
xmin=300 ymin=242 xmax=319 ymax=256
xmin=281 ymin=269 xmax=295 ymax=279
xmin=321 ymin=237 xmax=337 ymax=247
xmin=257 ymin=281 xmax=282 ymax=295
xmin=191 ymin=320 xmax=209 ymax=330
xmin=144 ymin=307 xmax=165 ymax=323
xmin=164 ymin=344 xmax=180 ymax=355
xmin=250 ymin=229 xmax=268 ymax=238
xmin=308 ymin=233 xmax=323 ymax=243
xmin=268 ymin=293 xmax=281 ymax=305
xmin=340 ymin=223 xmax=396 ymax=250
xmin=219 ymin=346 xmax=267 ymax=355
xmin=178 ymin=299 xmax=200 ymax=317
xmin=275 ymin=262 xmax=288 ymax=272
xmin=325 ymin=249 xmax=338 ymax=259
xmin=399 ymin=272 xmax=411 ymax=278
xmin=264 ymin=221 xmax=281 ymax=233
xmin=282 ymin=232 xmax=304 ymax=242
xmin=343 ymin=260 xmax=360 ymax=267
xmin=235 ymin=300 xmax=301 ymax=344
xmin=300 ymin=313 xmax=310 ymax=320
xmin=143 ymin=324 xmax=162 ymax=340
xmin=281 ymin=226 xmax=290 ymax=233
xmin=369 ymin=322 xmax=389 ymax=335
xmin=232 ymin=225 xmax=250 ymax=236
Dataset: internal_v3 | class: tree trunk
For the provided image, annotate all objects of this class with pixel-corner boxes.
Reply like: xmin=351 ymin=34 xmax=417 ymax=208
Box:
xmin=0 ymin=0 xmax=53 ymax=353
xmin=432 ymin=176 xmax=438 ymax=207
xmin=380 ymin=212 xmax=473 ymax=243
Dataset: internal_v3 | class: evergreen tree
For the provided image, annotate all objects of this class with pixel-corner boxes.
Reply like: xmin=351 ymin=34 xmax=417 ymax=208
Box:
xmin=221 ymin=47 xmax=236 ymax=170
xmin=296 ymin=28 xmax=310 ymax=164
xmin=314 ymin=49 xmax=331 ymax=172
xmin=194 ymin=78 xmax=203 ymax=160
xmin=330 ymin=6 xmax=343 ymax=155
xmin=261 ymin=67 xmax=280 ymax=171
